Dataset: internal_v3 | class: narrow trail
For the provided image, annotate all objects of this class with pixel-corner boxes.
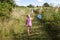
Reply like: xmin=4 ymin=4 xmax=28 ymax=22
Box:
xmin=11 ymin=7 xmax=50 ymax=40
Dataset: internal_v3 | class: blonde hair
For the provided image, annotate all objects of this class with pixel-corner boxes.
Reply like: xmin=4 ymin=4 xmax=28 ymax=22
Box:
xmin=26 ymin=14 xmax=30 ymax=18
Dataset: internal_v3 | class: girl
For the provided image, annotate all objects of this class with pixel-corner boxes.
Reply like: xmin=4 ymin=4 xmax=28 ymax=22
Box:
xmin=26 ymin=14 xmax=32 ymax=36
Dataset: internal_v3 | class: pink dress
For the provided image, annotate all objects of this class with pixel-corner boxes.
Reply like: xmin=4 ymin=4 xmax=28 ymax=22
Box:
xmin=26 ymin=18 xmax=32 ymax=27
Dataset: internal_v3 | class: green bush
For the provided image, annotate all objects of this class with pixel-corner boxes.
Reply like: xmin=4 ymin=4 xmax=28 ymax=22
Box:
xmin=0 ymin=0 xmax=16 ymax=22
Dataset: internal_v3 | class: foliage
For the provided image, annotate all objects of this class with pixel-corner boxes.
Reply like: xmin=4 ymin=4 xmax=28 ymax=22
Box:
xmin=41 ymin=7 xmax=60 ymax=40
xmin=33 ymin=7 xmax=60 ymax=40
xmin=43 ymin=3 xmax=50 ymax=7
xmin=0 ymin=3 xmax=60 ymax=40
xmin=27 ymin=4 xmax=34 ymax=8
xmin=0 ymin=0 xmax=15 ymax=18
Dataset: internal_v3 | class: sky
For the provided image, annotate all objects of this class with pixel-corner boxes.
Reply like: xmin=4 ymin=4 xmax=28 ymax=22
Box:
xmin=14 ymin=0 xmax=60 ymax=6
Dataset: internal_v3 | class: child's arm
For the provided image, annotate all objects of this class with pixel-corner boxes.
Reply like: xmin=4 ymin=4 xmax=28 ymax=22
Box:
xmin=31 ymin=17 xmax=34 ymax=20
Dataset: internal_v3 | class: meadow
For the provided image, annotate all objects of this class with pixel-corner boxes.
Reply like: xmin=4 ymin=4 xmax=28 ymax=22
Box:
xmin=0 ymin=7 xmax=60 ymax=40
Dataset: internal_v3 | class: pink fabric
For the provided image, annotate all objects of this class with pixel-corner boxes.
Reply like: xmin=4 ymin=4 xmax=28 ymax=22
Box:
xmin=26 ymin=18 xmax=32 ymax=27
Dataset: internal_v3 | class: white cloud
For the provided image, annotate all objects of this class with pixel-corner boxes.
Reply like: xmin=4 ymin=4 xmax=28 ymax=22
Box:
xmin=14 ymin=0 xmax=22 ymax=6
xmin=14 ymin=0 xmax=22 ymax=3
xmin=37 ymin=0 xmax=43 ymax=2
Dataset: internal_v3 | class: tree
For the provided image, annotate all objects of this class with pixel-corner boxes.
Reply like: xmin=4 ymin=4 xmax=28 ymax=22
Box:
xmin=0 ymin=0 xmax=16 ymax=21
xmin=43 ymin=3 xmax=50 ymax=7
xmin=36 ymin=5 xmax=39 ymax=7
xmin=27 ymin=4 xmax=34 ymax=8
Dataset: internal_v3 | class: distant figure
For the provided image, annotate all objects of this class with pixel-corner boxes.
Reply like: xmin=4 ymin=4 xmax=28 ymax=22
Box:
xmin=26 ymin=14 xmax=33 ymax=36
xmin=30 ymin=8 xmax=34 ymax=18
xmin=37 ymin=10 xmax=42 ymax=20
xmin=31 ymin=9 xmax=33 ymax=14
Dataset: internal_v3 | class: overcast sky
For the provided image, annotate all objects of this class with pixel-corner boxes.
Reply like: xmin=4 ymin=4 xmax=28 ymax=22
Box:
xmin=14 ymin=0 xmax=60 ymax=6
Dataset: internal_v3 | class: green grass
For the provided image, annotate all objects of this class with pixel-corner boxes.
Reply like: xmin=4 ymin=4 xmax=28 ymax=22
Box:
xmin=0 ymin=7 xmax=60 ymax=40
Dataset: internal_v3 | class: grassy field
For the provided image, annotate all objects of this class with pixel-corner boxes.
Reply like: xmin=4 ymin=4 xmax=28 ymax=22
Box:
xmin=0 ymin=7 xmax=60 ymax=40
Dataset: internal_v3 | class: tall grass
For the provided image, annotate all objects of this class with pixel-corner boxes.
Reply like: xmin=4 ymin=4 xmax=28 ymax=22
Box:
xmin=0 ymin=7 xmax=60 ymax=40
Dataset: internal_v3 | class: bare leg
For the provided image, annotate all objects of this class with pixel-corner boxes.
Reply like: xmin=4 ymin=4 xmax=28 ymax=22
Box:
xmin=28 ymin=27 xmax=30 ymax=36
xmin=29 ymin=27 xmax=32 ymax=33
xmin=27 ymin=26 xmax=32 ymax=36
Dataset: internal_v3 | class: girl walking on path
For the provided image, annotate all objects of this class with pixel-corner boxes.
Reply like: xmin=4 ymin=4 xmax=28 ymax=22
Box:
xmin=26 ymin=14 xmax=33 ymax=36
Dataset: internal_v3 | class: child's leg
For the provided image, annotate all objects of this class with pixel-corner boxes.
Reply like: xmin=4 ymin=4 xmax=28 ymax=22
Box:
xmin=27 ymin=26 xmax=32 ymax=36
xmin=27 ymin=27 xmax=30 ymax=36
xmin=29 ymin=27 xmax=32 ymax=33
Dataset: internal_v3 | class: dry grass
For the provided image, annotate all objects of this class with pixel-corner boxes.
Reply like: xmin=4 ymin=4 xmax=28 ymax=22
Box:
xmin=0 ymin=7 xmax=60 ymax=40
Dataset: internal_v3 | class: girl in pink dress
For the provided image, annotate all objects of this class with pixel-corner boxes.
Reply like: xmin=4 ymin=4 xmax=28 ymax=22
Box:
xmin=26 ymin=15 xmax=32 ymax=36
